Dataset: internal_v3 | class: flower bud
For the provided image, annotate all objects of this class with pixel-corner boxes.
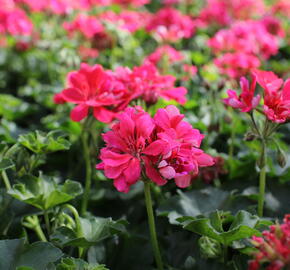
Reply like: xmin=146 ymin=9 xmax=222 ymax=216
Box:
xmin=277 ymin=148 xmax=287 ymax=168
xmin=198 ymin=236 xmax=221 ymax=259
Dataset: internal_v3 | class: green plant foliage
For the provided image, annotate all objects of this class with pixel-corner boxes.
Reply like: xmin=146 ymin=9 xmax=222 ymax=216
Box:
xmin=8 ymin=174 xmax=83 ymax=210
xmin=51 ymin=217 xmax=127 ymax=248
xmin=56 ymin=258 xmax=109 ymax=270
xmin=18 ymin=130 xmax=71 ymax=154
xmin=0 ymin=239 xmax=62 ymax=270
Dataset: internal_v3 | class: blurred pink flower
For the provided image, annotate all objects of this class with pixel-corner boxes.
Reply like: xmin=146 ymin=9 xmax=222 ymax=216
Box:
xmin=208 ymin=20 xmax=281 ymax=60
xmin=146 ymin=7 xmax=195 ymax=42
xmin=63 ymin=14 xmax=104 ymax=39
xmin=114 ymin=63 xmax=188 ymax=105
xmin=248 ymin=214 xmax=290 ymax=270
xmin=144 ymin=45 xmax=184 ymax=66
xmin=223 ymin=76 xmax=261 ymax=112
xmin=100 ymin=10 xmax=151 ymax=33
xmin=214 ymin=52 xmax=260 ymax=79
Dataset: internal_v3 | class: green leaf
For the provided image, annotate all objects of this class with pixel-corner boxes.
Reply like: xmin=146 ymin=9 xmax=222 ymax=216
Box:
xmin=18 ymin=130 xmax=71 ymax=154
xmin=0 ymin=239 xmax=63 ymax=270
xmin=182 ymin=210 xmax=261 ymax=246
xmin=8 ymin=174 xmax=83 ymax=210
xmin=0 ymin=158 xmax=14 ymax=171
xmin=0 ymin=94 xmax=33 ymax=121
xmin=56 ymin=258 xmax=109 ymax=270
xmin=51 ymin=217 xmax=126 ymax=248
xmin=157 ymin=187 xmax=230 ymax=224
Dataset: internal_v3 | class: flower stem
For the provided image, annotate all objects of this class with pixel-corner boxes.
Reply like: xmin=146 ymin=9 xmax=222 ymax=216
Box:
xmin=258 ymin=140 xmax=267 ymax=217
xmin=24 ymin=216 xmax=47 ymax=242
xmin=144 ymin=181 xmax=164 ymax=270
xmin=81 ymin=131 xmax=92 ymax=216
xmin=44 ymin=210 xmax=51 ymax=235
xmin=1 ymin=170 xmax=11 ymax=190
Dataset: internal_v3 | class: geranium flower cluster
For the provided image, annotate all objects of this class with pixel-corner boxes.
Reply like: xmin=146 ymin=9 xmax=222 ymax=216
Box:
xmin=146 ymin=7 xmax=195 ymax=43
xmin=99 ymin=10 xmax=151 ymax=33
xmin=0 ymin=1 xmax=33 ymax=38
xmin=208 ymin=20 xmax=282 ymax=60
xmin=223 ymin=70 xmax=290 ymax=123
xmin=199 ymin=0 xmax=265 ymax=27
xmin=54 ymin=63 xmax=187 ymax=122
xmin=97 ymin=105 xmax=214 ymax=192
xmin=144 ymin=45 xmax=197 ymax=80
xmin=249 ymin=214 xmax=290 ymax=270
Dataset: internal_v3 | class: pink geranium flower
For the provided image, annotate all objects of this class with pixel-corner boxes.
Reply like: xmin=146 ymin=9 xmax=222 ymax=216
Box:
xmin=223 ymin=76 xmax=261 ymax=112
xmin=214 ymin=52 xmax=260 ymax=79
xmin=97 ymin=107 xmax=155 ymax=192
xmin=114 ymin=63 xmax=188 ymax=105
xmin=54 ymin=63 xmax=131 ymax=123
xmin=63 ymin=14 xmax=104 ymax=39
xmin=254 ymin=70 xmax=290 ymax=123
xmin=97 ymin=106 xmax=214 ymax=192
xmin=144 ymin=45 xmax=184 ymax=66
xmin=248 ymin=214 xmax=290 ymax=270
xmin=146 ymin=7 xmax=195 ymax=42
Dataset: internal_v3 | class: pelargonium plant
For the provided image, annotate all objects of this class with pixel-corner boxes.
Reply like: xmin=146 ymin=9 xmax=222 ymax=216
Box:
xmin=97 ymin=105 xmax=214 ymax=269
xmin=223 ymin=69 xmax=290 ymax=216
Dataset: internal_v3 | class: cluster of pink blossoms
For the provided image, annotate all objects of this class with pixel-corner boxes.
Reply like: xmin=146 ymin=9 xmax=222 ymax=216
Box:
xmin=223 ymin=70 xmax=290 ymax=123
xmin=199 ymin=0 xmax=266 ymax=27
xmin=0 ymin=0 xmax=33 ymax=38
xmin=17 ymin=0 xmax=150 ymax=14
xmin=208 ymin=20 xmax=282 ymax=60
xmin=145 ymin=7 xmax=196 ymax=43
xmin=54 ymin=63 xmax=187 ymax=123
xmin=249 ymin=214 xmax=290 ymax=270
xmin=96 ymin=105 xmax=214 ymax=192
xmin=99 ymin=10 xmax=151 ymax=33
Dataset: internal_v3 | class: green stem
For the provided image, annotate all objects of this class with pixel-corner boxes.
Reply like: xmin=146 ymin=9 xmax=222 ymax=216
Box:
xmin=144 ymin=181 xmax=164 ymax=270
xmin=63 ymin=204 xmax=84 ymax=257
xmin=44 ymin=210 xmax=51 ymax=235
xmin=1 ymin=170 xmax=11 ymax=190
xmin=223 ymin=245 xmax=228 ymax=264
xmin=81 ymin=130 xmax=92 ymax=216
xmin=258 ymin=140 xmax=267 ymax=217
xmin=25 ymin=216 xmax=47 ymax=242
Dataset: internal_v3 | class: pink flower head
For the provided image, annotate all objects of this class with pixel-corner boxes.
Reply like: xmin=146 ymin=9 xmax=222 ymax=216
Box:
xmin=208 ymin=20 xmax=280 ymax=60
xmin=271 ymin=0 xmax=290 ymax=18
xmin=0 ymin=8 xmax=33 ymax=37
xmin=100 ymin=10 xmax=151 ymax=33
xmin=114 ymin=63 xmax=188 ymax=105
xmin=182 ymin=64 xmax=197 ymax=80
xmin=144 ymin=45 xmax=184 ymax=66
xmin=214 ymin=52 xmax=260 ymax=79
xmin=146 ymin=7 xmax=195 ymax=42
xmin=97 ymin=105 xmax=214 ymax=192
xmin=111 ymin=0 xmax=150 ymax=6
xmin=254 ymin=70 xmax=290 ymax=123
xmin=63 ymin=14 xmax=104 ymax=39
xmin=223 ymin=76 xmax=261 ymax=112
xmin=54 ymin=63 xmax=131 ymax=123
xmin=97 ymin=107 xmax=154 ymax=192
xmin=199 ymin=0 xmax=265 ymax=27
xmin=248 ymin=214 xmax=290 ymax=270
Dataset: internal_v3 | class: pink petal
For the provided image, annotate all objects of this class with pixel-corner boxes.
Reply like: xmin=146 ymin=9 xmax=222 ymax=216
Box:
xmin=93 ymin=107 xmax=115 ymax=123
xmin=123 ymin=158 xmax=141 ymax=184
xmin=143 ymin=140 xmax=168 ymax=156
xmin=282 ymin=79 xmax=290 ymax=101
xmin=174 ymin=174 xmax=192 ymax=188
xmin=196 ymin=153 xmax=215 ymax=167
xmin=62 ymin=88 xmax=86 ymax=103
xmin=143 ymin=156 xmax=167 ymax=186
xmin=159 ymin=166 xmax=176 ymax=179
xmin=100 ymin=150 xmax=132 ymax=167
xmin=70 ymin=104 xmax=89 ymax=122
xmin=114 ymin=176 xmax=130 ymax=193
